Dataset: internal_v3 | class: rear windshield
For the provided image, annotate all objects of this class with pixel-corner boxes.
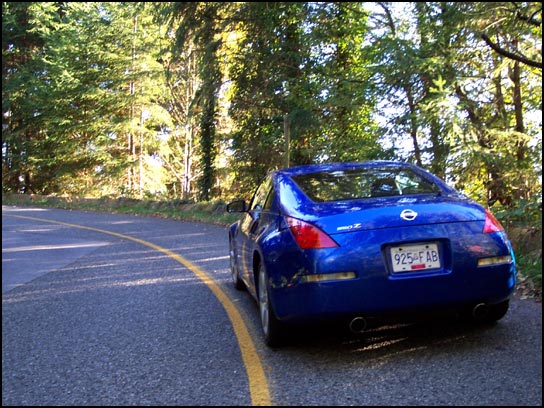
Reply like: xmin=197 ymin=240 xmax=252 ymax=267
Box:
xmin=291 ymin=167 xmax=441 ymax=202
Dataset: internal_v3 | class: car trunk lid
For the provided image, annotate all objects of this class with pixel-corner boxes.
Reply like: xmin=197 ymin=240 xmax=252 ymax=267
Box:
xmin=304 ymin=195 xmax=485 ymax=235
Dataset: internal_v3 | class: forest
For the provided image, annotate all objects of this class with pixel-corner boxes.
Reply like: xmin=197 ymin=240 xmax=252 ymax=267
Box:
xmin=2 ymin=2 xmax=542 ymax=220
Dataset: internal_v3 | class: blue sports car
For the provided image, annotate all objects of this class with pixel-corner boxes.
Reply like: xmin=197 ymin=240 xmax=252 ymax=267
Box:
xmin=226 ymin=161 xmax=517 ymax=346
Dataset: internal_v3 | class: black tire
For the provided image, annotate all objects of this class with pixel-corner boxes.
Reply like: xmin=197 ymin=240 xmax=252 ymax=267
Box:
xmin=229 ymin=238 xmax=245 ymax=291
xmin=258 ymin=262 xmax=285 ymax=347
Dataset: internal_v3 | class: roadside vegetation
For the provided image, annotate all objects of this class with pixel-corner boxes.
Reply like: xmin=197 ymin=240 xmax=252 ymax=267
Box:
xmin=3 ymin=193 xmax=541 ymax=302
xmin=492 ymin=200 xmax=542 ymax=301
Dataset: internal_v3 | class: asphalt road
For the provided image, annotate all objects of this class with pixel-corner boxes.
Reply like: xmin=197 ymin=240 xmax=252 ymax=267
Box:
xmin=2 ymin=205 xmax=542 ymax=406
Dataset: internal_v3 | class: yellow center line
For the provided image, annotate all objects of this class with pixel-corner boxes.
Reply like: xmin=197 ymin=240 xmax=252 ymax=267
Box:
xmin=4 ymin=213 xmax=272 ymax=406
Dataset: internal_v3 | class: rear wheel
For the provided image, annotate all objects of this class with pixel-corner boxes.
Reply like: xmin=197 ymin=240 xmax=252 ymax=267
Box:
xmin=258 ymin=262 xmax=284 ymax=347
xmin=229 ymin=238 xmax=245 ymax=290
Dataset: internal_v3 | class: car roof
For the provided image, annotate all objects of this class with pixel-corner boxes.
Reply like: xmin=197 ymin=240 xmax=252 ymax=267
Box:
xmin=273 ymin=160 xmax=413 ymax=177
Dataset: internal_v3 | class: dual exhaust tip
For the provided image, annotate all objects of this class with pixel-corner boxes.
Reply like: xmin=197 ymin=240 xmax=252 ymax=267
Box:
xmin=349 ymin=316 xmax=368 ymax=333
xmin=472 ymin=303 xmax=489 ymax=320
xmin=349 ymin=303 xmax=489 ymax=333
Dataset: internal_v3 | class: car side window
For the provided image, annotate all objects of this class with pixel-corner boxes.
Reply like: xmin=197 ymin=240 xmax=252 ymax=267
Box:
xmin=250 ymin=177 xmax=272 ymax=211
xmin=263 ymin=186 xmax=275 ymax=210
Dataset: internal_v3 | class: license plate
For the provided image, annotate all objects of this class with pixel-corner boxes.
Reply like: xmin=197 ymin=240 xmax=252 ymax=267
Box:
xmin=390 ymin=243 xmax=440 ymax=273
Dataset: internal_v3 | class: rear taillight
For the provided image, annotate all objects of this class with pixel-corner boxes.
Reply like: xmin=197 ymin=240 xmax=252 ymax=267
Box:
xmin=285 ymin=217 xmax=338 ymax=249
xmin=483 ymin=209 xmax=504 ymax=233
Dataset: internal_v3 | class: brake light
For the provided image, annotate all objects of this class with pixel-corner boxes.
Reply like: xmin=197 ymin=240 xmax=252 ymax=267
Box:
xmin=285 ymin=217 xmax=339 ymax=249
xmin=483 ymin=209 xmax=504 ymax=233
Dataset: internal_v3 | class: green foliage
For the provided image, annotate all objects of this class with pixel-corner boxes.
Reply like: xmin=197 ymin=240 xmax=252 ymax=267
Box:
xmin=2 ymin=2 xmax=170 ymax=197
xmin=226 ymin=2 xmax=382 ymax=196
xmin=516 ymin=252 xmax=542 ymax=298
xmin=366 ymin=2 xmax=541 ymax=210
xmin=492 ymin=198 xmax=543 ymax=229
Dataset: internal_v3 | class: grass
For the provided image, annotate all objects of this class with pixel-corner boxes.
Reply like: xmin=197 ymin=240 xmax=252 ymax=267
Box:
xmin=2 ymin=193 xmax=241 ymax=227
xmin=513 ymin=251 xmax=542 ymax=301
xmin=3 ymin=193 xmax=541 ymax=301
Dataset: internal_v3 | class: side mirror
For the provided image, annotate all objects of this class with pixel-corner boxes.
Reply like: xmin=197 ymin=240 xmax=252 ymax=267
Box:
xmin=226 ymin=199 xmax=247 ymax=213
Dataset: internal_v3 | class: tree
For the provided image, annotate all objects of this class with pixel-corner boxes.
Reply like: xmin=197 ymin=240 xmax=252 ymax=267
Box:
xmin=3 ymin=2 xmax=53 ymax=193
xmin=443 ymin=2 xmax=542 ymax=206
xmin=227 ymin=2 xmax=381 ymax=197
xmin=365 ymin=2 xmax=541 ymax=207
xmin=155 ymin=31 xmax=199 ymax=199
xmin=2 ymin=2 xmax=171 ymax=197
xmin=479 ymin=2 xmax=542 ymax=69
xmin=157 ymin=2 xmax=233 ymax=201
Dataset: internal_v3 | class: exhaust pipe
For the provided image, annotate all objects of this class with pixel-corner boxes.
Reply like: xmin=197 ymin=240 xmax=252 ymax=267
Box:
xmin=349 ymin=316 xmax=367 ymax=333
xmin=472 ymin=303 xmax=489 ymax=319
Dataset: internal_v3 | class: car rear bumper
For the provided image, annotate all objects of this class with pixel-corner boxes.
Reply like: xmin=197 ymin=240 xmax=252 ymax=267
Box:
xmin=264 ymin=221 xmax=516 ymax=323
xmin=271 ymin=265 xmax=516 ymax=323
